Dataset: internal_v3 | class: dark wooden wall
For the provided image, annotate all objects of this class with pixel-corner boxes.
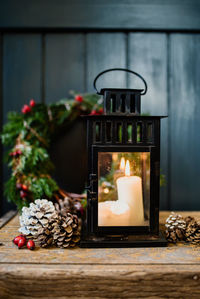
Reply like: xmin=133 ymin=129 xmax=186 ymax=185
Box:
xmin=1 ymin=1 xmax=200 ymax=215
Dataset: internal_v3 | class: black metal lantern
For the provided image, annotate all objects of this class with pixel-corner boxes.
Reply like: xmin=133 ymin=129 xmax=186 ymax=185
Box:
xmin=81 ymin=68 xmax=167 ymax=248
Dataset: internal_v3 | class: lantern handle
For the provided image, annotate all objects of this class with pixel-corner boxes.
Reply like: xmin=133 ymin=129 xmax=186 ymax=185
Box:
xmin=93 ymin=68 xmax=147 ymax=95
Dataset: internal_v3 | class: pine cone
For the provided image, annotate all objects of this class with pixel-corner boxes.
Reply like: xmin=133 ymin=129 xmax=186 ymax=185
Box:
xmin=185 ymin=216 xmax=195 ymax=225
xmin=165 ymin=212 xmax=186 ymax=243
xmin=19 ymin=199 xmax=58 ymax=237
xmin=36 ymin=214 xmax=59 ymax=248
xmin=53 ymin=213 xmax=81 ymax=248
xmin=54 ymin=196 xmax=77 ymax=217
xmin=185 ymin=220 xmax=200 ymax=245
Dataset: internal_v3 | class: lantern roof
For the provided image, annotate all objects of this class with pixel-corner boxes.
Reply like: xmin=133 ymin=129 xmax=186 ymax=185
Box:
xmin=99 ymin=88 xmax=144 ymax=95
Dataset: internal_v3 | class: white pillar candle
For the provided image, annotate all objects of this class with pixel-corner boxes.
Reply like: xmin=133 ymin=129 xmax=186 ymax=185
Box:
xmin=116 ymin=160 xmax=144 ymax=226
xmin=98 ymin=200 xmax=131 ymax=226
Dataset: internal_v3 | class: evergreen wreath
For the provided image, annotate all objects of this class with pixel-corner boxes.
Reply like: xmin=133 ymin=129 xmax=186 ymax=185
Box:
xmin=1 ymin=93 xmax=102 ymax=210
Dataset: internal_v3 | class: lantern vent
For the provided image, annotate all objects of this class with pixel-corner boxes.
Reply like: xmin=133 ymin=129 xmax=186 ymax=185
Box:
xmin=93 ymin=68 xmax=147 ymax=116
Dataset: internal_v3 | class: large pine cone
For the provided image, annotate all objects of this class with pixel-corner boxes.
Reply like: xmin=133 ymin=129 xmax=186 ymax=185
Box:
xmin=19 ymin=199 xmax=58 ymax=236
xmin=165 ymin=212 xmax=186 ymax=243
xmin=36 ymin=213 xmax=81 ymax=248
xmin=185 ymin=220 xmax=200 ymax=245
xmin=54 ymin=197 xmax=77 ymax=217
xmin=53 ymin=213 xmax=81 ymax=248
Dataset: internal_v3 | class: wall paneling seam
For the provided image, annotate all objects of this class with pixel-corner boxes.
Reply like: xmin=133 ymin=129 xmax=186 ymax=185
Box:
xmin=41 ymin=34 xmax=46 ymax=103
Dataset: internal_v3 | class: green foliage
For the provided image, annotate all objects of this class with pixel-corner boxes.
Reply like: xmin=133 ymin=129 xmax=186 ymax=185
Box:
xmin=29 ymin=176 xmax=59 ymax=199
xmin=1 ymin=94 xmax=101 ymax=211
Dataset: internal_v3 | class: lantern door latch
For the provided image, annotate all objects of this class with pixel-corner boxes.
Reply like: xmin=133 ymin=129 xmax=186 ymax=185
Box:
xmin=86 ymin=174 xmax=97 ymax=200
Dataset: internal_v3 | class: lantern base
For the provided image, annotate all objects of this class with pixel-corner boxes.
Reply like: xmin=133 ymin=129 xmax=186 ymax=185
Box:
xmin=80 ymin=232 xmax=167 ymax=248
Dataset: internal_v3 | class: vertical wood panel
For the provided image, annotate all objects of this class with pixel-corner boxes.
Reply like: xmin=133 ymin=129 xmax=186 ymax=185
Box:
xmin=128 ymin=33 xmax=168 ymax=209
xmin=3 ymin=34 xmax=42 ymax=214
xmin=45 ymin=34 xmax=85 ymax=103
xmin=0 ymin=34 xmax=3 ymax=215
xmin=169 ymin=34 xmax=200 ymax=210
xmin=45 ymin=34 xmax=86 ymax=194
xmin=86 ymin=33 xmax=127 ymax=93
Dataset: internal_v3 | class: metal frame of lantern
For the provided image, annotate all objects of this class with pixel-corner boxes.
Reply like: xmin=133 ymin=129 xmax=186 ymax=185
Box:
xmin=80 ymin=68 xmax=167 ymax=248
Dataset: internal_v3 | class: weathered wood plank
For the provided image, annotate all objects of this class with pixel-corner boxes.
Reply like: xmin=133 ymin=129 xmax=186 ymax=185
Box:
xmin=0 ymin=212 xmax=200 ymax=266
xmin=86 ymin=33 xmax=126 ymax=92
xmin=128 ymin=33 xmax=168 ymax=209
xmin=0 ymin=264 xmax=200 ymax=298
xmin=1 ymin=212 xmax=200 ymax=298
xmin=169 ymin=34 xmax=200 ymax=210
xmin=1 ymin=0 xmax=200 ymax=30
xmin=45 ymin=33 xmax=85 ymax=102
xmin=0 ymin=210 xmax=16 ymax=228
xmin=2 ymin=34 xmax=42 ymax=214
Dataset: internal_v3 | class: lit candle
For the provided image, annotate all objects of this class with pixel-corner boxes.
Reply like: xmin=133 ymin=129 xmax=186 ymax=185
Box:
xmin=98 ymin=200 xmax=130 ymax=226
xmin=114 ymin=157 xmax=126 ymax=182
xmin=120 ymin=157 xmax=125 ymax=171
xmin=116 ymin=160 xmax=144 ymax=225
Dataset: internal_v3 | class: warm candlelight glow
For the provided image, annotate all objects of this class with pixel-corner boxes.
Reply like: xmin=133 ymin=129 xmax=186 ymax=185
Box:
xmin=125 ymin=160 xmax=130 ymax=176
xmin=120 ymin=157 xmax=125 ymax=171
xmin=103 ymin=187 xmax=109 ymax=194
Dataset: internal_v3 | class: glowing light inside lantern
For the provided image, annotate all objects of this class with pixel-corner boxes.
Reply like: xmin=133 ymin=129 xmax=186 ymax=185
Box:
xmin=125 ymin=160 xmax=130 ymax=176
xmin=103 ymin=187 xmax=109 ymax=194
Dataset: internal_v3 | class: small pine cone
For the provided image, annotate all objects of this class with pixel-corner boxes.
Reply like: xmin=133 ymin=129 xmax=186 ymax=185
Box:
xmin=19 ymin=199 xmax=58 ymax=237
xmin=53 ymin=213 xmax=81 ymax=248
xmin=36 ymin=227 xmax=54 ymax=248
xmin=185 ymin=220 xmax=200 ymax=245
xmin=185 ymin=216 xmax=195 ymax=225
xmin=54 ymin=197 xmax=77 ymax=217
xmin=165 ymin=212 xmax=186 ymax=243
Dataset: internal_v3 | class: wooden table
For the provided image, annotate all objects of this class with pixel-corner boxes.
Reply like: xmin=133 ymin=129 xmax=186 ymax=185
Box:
xmin=0 ymin=211 xmax=200 ymax=298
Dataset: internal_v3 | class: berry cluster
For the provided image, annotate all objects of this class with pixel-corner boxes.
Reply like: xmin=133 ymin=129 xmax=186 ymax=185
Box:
xmin=90 ymin=107 xmax=103 ymax=115
xmin=22 ymin=99 xmax=36 ymax=114
xmin=13 ymin=234 xmax=35 ymax=250
xmin=16 ymin=183 xmax=29 ymax=199
xmin=9 ymin=149 xmax=22 ymax=157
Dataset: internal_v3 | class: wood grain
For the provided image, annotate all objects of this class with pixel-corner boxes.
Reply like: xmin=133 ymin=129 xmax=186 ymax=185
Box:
xmin=0 ymin=264 xmax=200 ymax=298
xmin=128 ymin=33 xmax=168 ymax=209
xmin=0 ymin=210 xmax=16 ymax=228
xmin=0 ymin=212 xmax=200 ymax=298
xmin=86 ymin=33 xmax=127 ymax=93
xmin=169 ymin=34 xmax=200 ymax=210
xmin=1 ymin=0 xmax=200 ymax=30
xmin=45 ymin=33 xmax=85 ymax=102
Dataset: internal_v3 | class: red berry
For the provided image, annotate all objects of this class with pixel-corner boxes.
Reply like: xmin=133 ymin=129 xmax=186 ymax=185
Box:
xmin=98 ymin=108 xmax=103 ymax=114
xmin=16 ymin=150 xmax=22 ymax=155
xmin=90 ymin=110 xmax=100 ymax=115
xmin=18 ymin=237 xmax=26 ymax=249
xmin=27 ymin=239 xmax=35 ymax=250
xmin=21 ymin=184 xmax=28 ymax=191
xmin=30 ymin=99 xmax=36 ymax=107
xmin=20 ymin=190 xmax=27 ymax=198
xmin=22 ymin=104 xmax=31 ymax=114
xmin=13 ymin=235 xmax=22 ymax=245
xmin=75 ymin=95 xmax=83 ymax=103
xmin=9 ymin=152 xmax=14 ymax=157
xmin=16 ymin=183 xmax=22 ymax=189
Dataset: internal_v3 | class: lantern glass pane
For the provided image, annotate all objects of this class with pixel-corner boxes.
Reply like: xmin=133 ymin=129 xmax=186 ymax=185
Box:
xmin=98 ymin=152 xmax=150 ymax=227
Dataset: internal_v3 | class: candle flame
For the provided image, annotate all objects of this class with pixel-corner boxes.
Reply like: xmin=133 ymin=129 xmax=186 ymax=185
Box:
xmin=125 ymin=160 xmax=130 ymax=176
xmin=120 ymin=157 xmax=125 ymax=171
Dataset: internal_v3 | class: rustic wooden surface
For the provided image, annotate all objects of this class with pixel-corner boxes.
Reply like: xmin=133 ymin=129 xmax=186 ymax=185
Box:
xmin=0 ymin=211 xmax=200 ymax=298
